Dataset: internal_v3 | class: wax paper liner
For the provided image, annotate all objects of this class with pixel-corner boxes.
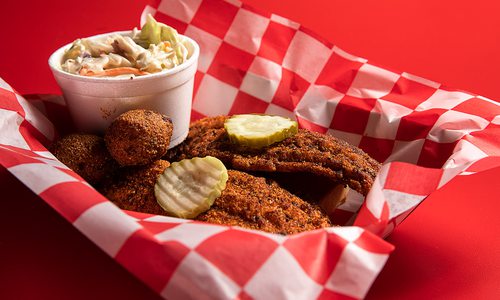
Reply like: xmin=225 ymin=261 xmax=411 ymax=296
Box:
xmin=1 ymin=0 xmax=500 ymax=299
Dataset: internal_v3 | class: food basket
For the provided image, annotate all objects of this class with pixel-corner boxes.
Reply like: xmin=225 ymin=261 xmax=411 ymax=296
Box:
xmin=1 ymin=0 xmax=499 ymax=299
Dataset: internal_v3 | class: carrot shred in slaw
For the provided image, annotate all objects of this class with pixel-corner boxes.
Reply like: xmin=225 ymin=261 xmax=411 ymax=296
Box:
xmin=61 ymin=14 xmax=188 ymax=78
xmin=80 ymin=67 xmax=150 ymax=77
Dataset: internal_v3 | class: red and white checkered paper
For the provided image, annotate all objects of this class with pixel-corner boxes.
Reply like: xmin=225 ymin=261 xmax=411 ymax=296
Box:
xmin=1 ymin=0 xmax=500 ymax=298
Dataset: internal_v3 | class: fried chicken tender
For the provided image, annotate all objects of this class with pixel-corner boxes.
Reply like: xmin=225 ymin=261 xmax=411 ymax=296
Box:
xmin=167 ymin=116 xmax=380 ymax=196
xmin=51 ymin=133 xmax=117 ymax=185
xmin=101 ymin=162 xmax=330 ymax=234
xmin=196 ymin=170 xmax=331 ymax=234
xmin=105 ymin=109 xmax=173 ymax=166
xmin=101 ymin=160 xmax=170 ymax=215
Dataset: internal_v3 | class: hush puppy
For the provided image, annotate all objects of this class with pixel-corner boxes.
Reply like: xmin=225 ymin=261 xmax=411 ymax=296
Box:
xmin=51 ymin=134 xmax=117 ymax=185
xmin=105 ymin=109 xmax=173 ymax=166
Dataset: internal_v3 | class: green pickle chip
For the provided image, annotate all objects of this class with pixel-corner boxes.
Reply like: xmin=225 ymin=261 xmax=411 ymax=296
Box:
xmin=224 ymin=114 xmax=298 ymax=149
xmin=154 ymin=156 xmax=228 ymax=219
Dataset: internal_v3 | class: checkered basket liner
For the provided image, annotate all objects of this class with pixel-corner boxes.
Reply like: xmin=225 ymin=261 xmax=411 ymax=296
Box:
xmin=1 ymin=0 xmax=500 ymax=299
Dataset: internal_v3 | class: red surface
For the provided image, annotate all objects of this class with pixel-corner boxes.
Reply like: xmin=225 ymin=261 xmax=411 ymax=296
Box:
xmin=1 ymin=0 xmax=500 ymax=299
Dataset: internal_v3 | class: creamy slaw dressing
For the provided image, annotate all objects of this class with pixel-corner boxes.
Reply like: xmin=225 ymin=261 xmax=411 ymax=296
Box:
xmin=61 ymin=15 xmax=188 ymax=77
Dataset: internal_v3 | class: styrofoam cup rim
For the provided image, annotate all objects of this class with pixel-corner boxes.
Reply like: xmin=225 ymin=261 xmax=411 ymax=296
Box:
xmin=48 ymin=30 xmax=200 ymax=83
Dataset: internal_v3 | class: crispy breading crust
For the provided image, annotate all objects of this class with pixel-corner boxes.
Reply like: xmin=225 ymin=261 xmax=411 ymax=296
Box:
xmin=105 ymin=109 xmax=173 ymax=166
xmin=167 ymin=116 xmax=381 ymax=196
xmin=100 ymin=160 xmax=170 ymax=215
xmin=196 ymin=170 xmax=331 ymax=234
xmin=101 ymin=163 xmax=330 ymax=234
xmin=51 ymin=133 xmax=117 ymax=185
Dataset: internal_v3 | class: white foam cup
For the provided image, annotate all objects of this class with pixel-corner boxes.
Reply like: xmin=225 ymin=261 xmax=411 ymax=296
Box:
xmin=49 ymin=31 xmax=199 ymax=148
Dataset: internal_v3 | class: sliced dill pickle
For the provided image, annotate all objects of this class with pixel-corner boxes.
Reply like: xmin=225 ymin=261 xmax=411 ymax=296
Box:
xmin=154 ymin=156 xmax=228 ymax=219
xmin=224 ymin=114 xmax=298 ymax=149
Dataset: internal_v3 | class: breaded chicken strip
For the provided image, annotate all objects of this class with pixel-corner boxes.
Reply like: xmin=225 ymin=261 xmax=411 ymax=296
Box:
xmin=102 ymin=163 xmax=330 ymax=234
xmin=167 ymin=116 xmax=380 ymax=196
xmin=196 ymin=170 xmax=331 ymax=234
xmin=101 ymin=160 xmax=170 ymax=215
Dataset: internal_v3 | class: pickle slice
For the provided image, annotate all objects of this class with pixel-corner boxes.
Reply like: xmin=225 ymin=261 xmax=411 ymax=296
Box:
xmin=224 ymin=114 xmax=298 ymax=149
xmin=154 ymin=156 xmax=228 ymax=219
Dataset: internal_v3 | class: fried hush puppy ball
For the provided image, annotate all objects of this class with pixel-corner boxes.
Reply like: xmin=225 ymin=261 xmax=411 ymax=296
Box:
xmin=105 ymin=109 xmax=173 ymax=166
xmin=51 ymin=133 xmax=117 ymax=185
xmin=100 ymin=160 xmax=170 ymax=215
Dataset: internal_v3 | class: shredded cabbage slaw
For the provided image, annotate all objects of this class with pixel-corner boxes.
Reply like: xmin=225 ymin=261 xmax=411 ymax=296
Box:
xmin=61 ymin=15 xmax=189 ymax=77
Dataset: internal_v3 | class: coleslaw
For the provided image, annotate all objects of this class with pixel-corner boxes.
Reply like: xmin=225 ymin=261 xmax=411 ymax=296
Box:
xmin=61 ymin=15 xmax=189 ymax=77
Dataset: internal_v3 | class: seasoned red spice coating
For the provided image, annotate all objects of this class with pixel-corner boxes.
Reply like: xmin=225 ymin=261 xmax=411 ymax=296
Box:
xmin=196 ymin=170 xmax=331 ymax=234
xmin=101 ymin=160 xmax=170 ymax=215
xmin=105 ymin=109 xmax=173 ymax=166
xmin=51 ymin=133 xmax=117 ymax=185
xmin=166 ymin=116 xmax=381 ymax=196
xmin=101 ymin=163 xmax=330 ymax=234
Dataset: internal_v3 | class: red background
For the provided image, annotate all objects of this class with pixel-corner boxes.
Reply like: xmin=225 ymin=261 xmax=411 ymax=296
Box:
xmin=1 ymin=0 xmax=499 ymax=299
